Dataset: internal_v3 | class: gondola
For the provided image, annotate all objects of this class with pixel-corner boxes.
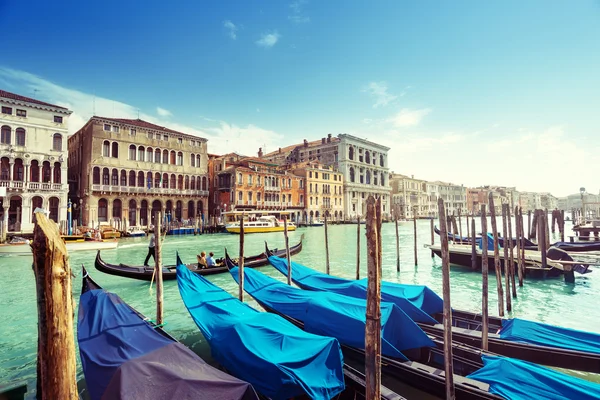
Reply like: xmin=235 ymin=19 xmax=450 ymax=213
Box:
xmin=266 ymin=247 xmax=600 ymax=374
xmin=93 ymin=235 xmax=303 ymax=281
xmin=77 ymin=267 xmax=259 ymax=400
xmin=227 ymin=255 xmax=600 ymax=400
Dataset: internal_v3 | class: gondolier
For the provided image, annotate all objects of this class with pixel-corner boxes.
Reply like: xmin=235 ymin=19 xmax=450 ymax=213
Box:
xmin=143 ymin=231 xmax=156 ymax=266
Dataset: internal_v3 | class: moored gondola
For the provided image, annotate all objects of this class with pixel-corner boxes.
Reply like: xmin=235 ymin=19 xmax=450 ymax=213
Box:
xmin=266 ymin=249 xmax=600 ymax=374
xmin=78 ymin=267 xmax=259 ymax=400
xmin=93 ymin=235 xmax=303 ymax=281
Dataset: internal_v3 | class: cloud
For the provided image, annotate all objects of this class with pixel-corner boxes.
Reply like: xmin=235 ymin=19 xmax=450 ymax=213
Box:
xmin=289 ymin=0 xmax=310 ymax=23
xmin=363 ymin=81 xmax=398 ymax=108
xmin=256 ymin=31 xmax=281 ymax=48
xmin=223 ymin=20 xmax=238 ymax=40
xmin=156 ymin=107 xmax=172 ymax=117
xmin=0 ymin=66 xmax=283 ymax=155
xmin=388 ymin=108 xmax=431 ymax=127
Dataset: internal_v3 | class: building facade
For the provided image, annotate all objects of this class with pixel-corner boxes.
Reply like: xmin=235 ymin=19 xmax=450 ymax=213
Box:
xmin=68 ymin=117 xmax=209 ymax=228
xmin=389 ymin=173 xmax=428 ymax=218
xmin=433 ymin=181 xmax=467 ymax=217
xmin=0 ymin=90 xmax=72 ymax=234
xmin=290 ymin=161 xmax=344 ymax=222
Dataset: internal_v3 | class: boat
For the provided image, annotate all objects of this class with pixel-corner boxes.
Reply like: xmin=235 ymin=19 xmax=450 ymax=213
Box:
xmin=124 ymin=227 xmax=146 ymax=237
xmin=266 ymin=252 xmax=600 ymax=374
xmin=77 ymin=267 xmax=259 ymax=400
xmin=0 ymin=238 xmax=118 ymax=256
xmin=308 ymin=219 xmax=324 ymax=227
xmin=226 ymin=215 xmax=297 ymax=234
xmin=100 ymin=226 xmax=121 ymax=239
xmin=93 ymin=235 xmax=303 ymax=281
xmin=175 ymin=253 xmax=345 ymax=400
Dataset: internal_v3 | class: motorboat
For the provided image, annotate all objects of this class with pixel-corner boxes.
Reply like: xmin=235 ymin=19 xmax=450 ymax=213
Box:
xmin=124 ymin=227 xmax=146 ymax=237
xmin=226 ymin=215 xmax=297 ymax=234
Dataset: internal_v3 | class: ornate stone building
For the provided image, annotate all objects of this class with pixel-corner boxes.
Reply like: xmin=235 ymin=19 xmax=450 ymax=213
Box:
xmin=0 ymin=89 xmax=72 ymax=234
xmin=68 ymin=117 xmax=209 ymax=228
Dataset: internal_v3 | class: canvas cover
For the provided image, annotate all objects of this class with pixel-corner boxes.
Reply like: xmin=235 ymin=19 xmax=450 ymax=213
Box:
xmin=268 ymin=256 xmax=442 ymax=322
xmin=467 ymin=355 xmax=600 ymax=400
xmin=77 ymin=288 xmax=257 ymax=400
xmin=229 ymin=265 xmax=434 ymax=359
xmin=176 ymin=257 xmax=345 ymax=400
xmin=500 ymin=318 xmax=600 ymax=355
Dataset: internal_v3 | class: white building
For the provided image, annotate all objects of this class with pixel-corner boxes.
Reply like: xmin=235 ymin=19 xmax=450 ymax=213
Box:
xmin=432 ymin=181 xmax=467 ymax=217
xmin=520 ymin=192 xmax=541 ymax=212
xmin=0 ymin=90 xmax=72 ymax=235
xmin=337 ymin=134 xmax=391 ymax=219
xmin=389 ymin=173 xmax=429 ymax=218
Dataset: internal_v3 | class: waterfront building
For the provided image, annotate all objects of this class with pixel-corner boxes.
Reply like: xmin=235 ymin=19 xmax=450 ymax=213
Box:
xmin=67 ymin=117 xmax=209 ymax=228
xmin=208 ymin=152 xmax=246 ymax=219
xmin=0 ymin=89 xmax=72 ymax=234
xmin=432 ymin=181 xmax=467 ymax=217
xmin=389 ymin=173 xmax=428 ymax=218
xmin=540 ymin=192 xmax=559 ymax=210
xmin=519 ymin=192 xmax=542 ymax=212
xmin=214 ymin=157 xmax=305 ymax=222
xmin=289 ymin=161 xmax=344 ymax=222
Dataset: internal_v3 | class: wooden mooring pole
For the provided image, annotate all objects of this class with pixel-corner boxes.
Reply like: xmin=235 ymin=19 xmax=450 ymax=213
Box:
xmin=480 ymin=205 xmax=489 ymax=351
xmin=395 ymin=215 xmax=400 ymax=272
xmin=471 ymin=218 xmax=477 ymax=270
xmin=155 ymin=212 xmax=164 ymax=325
xmin=530 ymin=210 xmax=537 ymax=240
xmin=413 ymin=208 xmax=418 ymax=266
xmin=365 ymin=196 xmax=382 ymax=400
xmin=430 ymin=218 xmax=435 ymax=258
xmin=488 ymin=193 xmax=505 ymax=317
xmin=538 ymin=210 xmax=547 ymax=271
xmin=32 ymin=212 xmax=78 ymax=400
xmin=527 ymin=210 xmax=532 ymax=239
xmin=507 ymin=205 xmax=517 ymax=299
xmin=501 ymin=204 xmax=511 ymax=312
xmin=239 ymin=216 xmax=245 ymax=300
xmin=458 ymin=208 xmax=463 ymax=245
xmin=356 ymin=215 xmax=361 ymax=280
xmin=519 ymin=207 xmax=526 ymax=283
xmin=560 ymin=210 xmax=565 ymax=243
xmin=324 ymin=214 xmax=330 ymax=274
xmin=544 ymin=209 xmax=550 ymax=252
xmin=437 ymin=199 xmax=456 ymax=399
xmin=284 ymin=216 xmax=292 ymax=284
xmin=515 ymin=206 xmax=523 ymax=287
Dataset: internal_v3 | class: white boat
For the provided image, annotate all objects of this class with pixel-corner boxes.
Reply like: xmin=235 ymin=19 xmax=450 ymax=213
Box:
xmin=124 ymin=227 xmax=146 ymax=237
xmin=0 ymin=239 xmax=118 ymax=256
xmin=226 ymin=215 xmax=297 ymax=234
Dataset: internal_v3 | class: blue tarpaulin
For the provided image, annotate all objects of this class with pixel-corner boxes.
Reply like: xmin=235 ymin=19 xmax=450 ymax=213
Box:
xmin=78 ymin=287 xmax=258 ymax=400
xmin=268 ymin=256 xmax=442 ymax=323
xmin=467 ymin=355 xmax=600 ymax=400
xmin=229 ymin=265 xmax=434 ymax=360
xmin=500 ymin=318 xmax=600 ymax=355
xmin=176 ymin=257 xmax=345 ymax=400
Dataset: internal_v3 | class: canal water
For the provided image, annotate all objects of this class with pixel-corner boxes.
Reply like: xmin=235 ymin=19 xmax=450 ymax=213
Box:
xmin=1 ymin=218 xmax=599 ymax=398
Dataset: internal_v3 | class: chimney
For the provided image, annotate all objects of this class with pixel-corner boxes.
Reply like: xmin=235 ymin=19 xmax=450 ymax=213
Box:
xmin=258 ymin=147 xmax=263 ymax=158
xmin=327 ymin=133 xmax=332 ymax=143
xmin=321 ymin=138 xmax=326 ymax=144
xmin=303 ymin=139 xmax=308 ymax=147
xmin=278 ymin=147 xmax=281 ymax=154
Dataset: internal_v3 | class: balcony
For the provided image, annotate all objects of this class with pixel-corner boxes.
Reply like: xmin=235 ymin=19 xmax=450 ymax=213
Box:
xmin=264 ymin=185 xmax=281 ymax=191
xmin=0 ymin=181 xmax=65 ymax=192
xmin=90 ymin=184 xmax=208 ymax=197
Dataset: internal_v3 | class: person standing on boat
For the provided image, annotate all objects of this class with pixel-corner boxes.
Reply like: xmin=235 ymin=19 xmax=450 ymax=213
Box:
xmin=144 ymin=232 xmax=156 ymax=267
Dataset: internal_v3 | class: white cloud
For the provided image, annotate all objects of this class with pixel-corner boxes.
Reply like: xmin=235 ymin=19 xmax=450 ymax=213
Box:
xmin=256 ymin=31 xmax=281 ymax=48
xmin=156 ymin=107 xmax=172 ymax=117
xmin=223 ymin=20 xmax=238 ymax=40
xmin=363 ymin=81 xmax=398 ymax=108
xmin=289 ymin=0 xmax=310 ymax=23
xmin=388 ymin=108 xmax=431 ymax=127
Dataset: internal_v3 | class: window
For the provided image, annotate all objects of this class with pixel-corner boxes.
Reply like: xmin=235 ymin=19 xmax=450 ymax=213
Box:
xmin=309 ymin=171 xmax=312 ymax=178
xmin=365 ymin=151 xmax=370 ymax=164
xmin=196 ymin=154 xmax=201 ymax=167
xmin=155 ymin=149 xmax=161 ymax=163
xmin=349 ymin=146 xmax=354 ymax=160
xmin=2 ymin=106 xmax=12 ymax=115
xmin=380 ymin=154 xmax=384 ymax=167
xmin=177 ymin=152 xmax=183 ymax=166
xmin=103 ymin=141 xmax=110 ymax=157
xmin=349 ymin=167 xmax=355 ymax=183
xmin=170 ymin=151 xmax=176 ymax=164
xmin=146 ymin=147 xmax=153 ymax=163
xmin=248 ymin=192 xmax=253 ymax=203
xmin=191 ymin=153 xmax=196 ymax=167
xmin=248 ymin=175 xmax=253 ymax=185
xmin=102 ymin=168 xmax=109 ymax=185
xmin=104 ymin=124 xmax=111 ymax=131
xmin=300 ymin=194 xmax=304 ymax=204
xmin=238 ymin=173 xmax=243 ymax=184
xmin=138 ymin=146 xmax=145 ymax=161
xmin=52 ymin=133 xmax=62 ymax=151
xmin=238 ymin=191 xmax=243 ymax=202
xmin=112 ymin=142 xmax=119 ymax=158
xmin=178 ymin=138 xmax=183 ymax=144
xmin=111 ymin=169 xmax=118 ymax=186
xmin=129 ymin=145 xmax=136 ymax=160
xmin=162 ymin=150 xmax=168 ymax=164
xmin=16 ymin=109 xmax=26 ymax=117
xmin=129 ymin=170 xmax=136 ymax=186
xmin=53 ymin=115 xmax=63 ymax=123
xmin=15 ymin=128 xmax=25 ymax=146
xmin=130 ymin=128 xmax=136 ymax=136
xmin=93 ymin=167 xmax=100 ymax=184
xmin=112 ymin=126 xmax=119 ymax=133
xmin=163 ymin=134 xmax=168 ymax=141
xmin=315 ymin=172 xmax=319 ymax=179
xmin=1 ymin=126 xmax=10 ymax=144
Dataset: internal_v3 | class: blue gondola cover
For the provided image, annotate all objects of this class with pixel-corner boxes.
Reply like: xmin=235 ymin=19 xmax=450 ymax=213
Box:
xmin=176 ymin=257 xmax=345 ymax=400
xmin=269 ymin=255 xmax=443 ymax=322
xmin=229 ymin=265 xmax=434 ymax=359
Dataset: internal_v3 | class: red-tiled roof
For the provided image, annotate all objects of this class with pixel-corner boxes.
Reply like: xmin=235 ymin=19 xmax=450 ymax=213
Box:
xmin=263 ymin=137 xmax=340 ymax=157
xmin=0 ymin=89 xmax=69 ymax=110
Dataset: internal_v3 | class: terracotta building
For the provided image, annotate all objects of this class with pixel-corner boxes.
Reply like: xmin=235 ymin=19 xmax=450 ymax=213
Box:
xmin=68 ymin=117 xmax=209 ymax=228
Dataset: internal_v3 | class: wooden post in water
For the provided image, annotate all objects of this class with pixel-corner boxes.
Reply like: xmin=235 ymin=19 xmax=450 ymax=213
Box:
xmin=31 ymin=212 xmax=78 ymax=400
xmin=501 ymin=204 xmax=511 ymax=312
xmin=530 ymin=210 xmax=538 ymax=240
xmin=519 ymin=207 xmax=526 ymax=283
xmin=155 ymin=212 xmax=164 ymax=325
xmin=239 ymin=216 xmax=245 ymax=299
xmin=413 ymin=207 xmax=418 ymax=266
xmin=560 ymin=210 xmax=565 ymax=242
xmin=466 ymin=213 xmax=470 ymax=242
xmin=488 ymin=193 xmax=505 ymax=317
xmin=544 ymin=209 xmax=550 ymax=252
xmin=324 ymin=214 xmax=330 ymax=274
xmin=471 ymin=218 xmax=477 ymax=270
xmin=527 ymin=210 xmax=532 ymax=239
xmin=430 ymin=218 xmax=435 ymax=258
xmin=551 ymin=210 xmax=556 ymax=233
xmin=356 ymin=215 xmax=361 ymax=280
xmin=395 ymin=215 xmax=400 ymax=272
xmin=365 ymin=196 xmax=381 ymax=400
xmin=538 ymin=211 xmax=547 ymax=270
xmin=458 ymin=209 xmax=463 ymax=245
xmin=507 ymin=205 xmax=517 ymax=299
xmin=284 ymin=216 xmax=292 ymax=284
xmin=437 ymin=198 xmax=455 ymax=400
xmin=480 ymin=205 xmax=489 ymax=351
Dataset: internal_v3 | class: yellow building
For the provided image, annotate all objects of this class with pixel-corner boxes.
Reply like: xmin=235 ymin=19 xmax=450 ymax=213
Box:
xmin=291 ymin=161 xmax=344 ymax=222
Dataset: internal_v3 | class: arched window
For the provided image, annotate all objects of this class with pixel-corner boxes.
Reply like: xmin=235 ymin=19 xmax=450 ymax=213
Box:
xmin=93 ymin=167 xmax=100 ymax=184
xmin=185 ymin=176 xmax=189 ymax=189
xmin=178 ymin=175 xmax=183 ymax=190
xmin=42 ymin=161 xmax=51 ymax=183
xmin=238 ymin=173 xmax=242 ymax=184
xmin=191 ymin=153 xmax=196 ymax=167
xmin=49 ymin=197 xmax=59 ymax=222
xmin=380 ymin=154 xmax=384 ymax=167
xmin=30 ymin=160 xmax=40 ymax=182
xmin=129 ymin=145 xmax=136 ymax=160
xmin=103 ymin=141 xmax=110 ymax=157
xmin=365 ymin=151 xmax=370 ymax=164
xmin=137 ymin=146 xmax=145 ymax=161
xmin=348 ymin=146 xmax=354 ymax=160
xmin=13 ymin=159 xmax=24 ymax=181
xmin=366 ymin=170 xmax=371 ymax=185
xmin=162 ymin=149 xmax=168 ymax=164
xmin=113 ymin=199 xmax=122 ymax=219
xmin=15 ymin=128 xmax=25 ymax=146
xmin=53 ymin=162 xmax=61 ymax=183
xmin=102 ymin=168 xmax=109 ymax=185
xmin=196 ymin=154 xmax=201 ymax=167
xmin=349 ymin=167 xmax=355 ymax=183
xmin=381 ymin=172 xmax=385 ymax=186
xmin=137 ymin=171 xmax=144 ymax=187
xmin=155 ymin=148 xmax=161 ymax=163
xmin=0 ymin=126 xmax=10 ymax=144
xmin=177 ymin=152 xmax=183 ymax=166
xmin=52 ymin=133 xmax=62 ymax=151
xmin=146 ymin=147 xmax=153 ymax=163
xmin=120 ymin=170 xmax=127 ymax=186
xmin=31 ymin=196 xmax=43 ymax=223
xmin=170 ymin=151 xmax=176 ymax=165
xmin=190 ymin=176 xmax=195 ymax=190
xmin=98 ymin=198 xmax=108 ymax=222
xmin=128 ymin=170 xmax=136 ymax=186
xmin=146 ymin=172 xmax=152 ymax=188
xmin=111 ymin=169 xmax=118 ymax=186
xmin=170 ymin=174 xmax=176 ymax=189
xmin=202 ymin=176 xmax=207 ymax=191
xmin=163 ymin=173 xmax=168 ymax=188
xmin=112 ymin=142 xmax=119 ymax=158
xmin=155 ymin=172 xmax=161 ymax=188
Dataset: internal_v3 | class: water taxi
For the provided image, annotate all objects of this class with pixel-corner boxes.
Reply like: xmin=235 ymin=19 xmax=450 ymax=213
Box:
xmin=226 ymin=215 xmax=296 ymax=234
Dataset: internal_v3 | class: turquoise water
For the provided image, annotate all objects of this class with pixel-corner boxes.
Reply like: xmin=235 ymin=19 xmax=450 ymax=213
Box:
xmin=1 ymin=218 xmax=599 ymax=398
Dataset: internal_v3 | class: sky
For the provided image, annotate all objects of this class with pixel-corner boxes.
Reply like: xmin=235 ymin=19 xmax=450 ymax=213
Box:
xmin=1 ymin=0 xmax=599 ymax=197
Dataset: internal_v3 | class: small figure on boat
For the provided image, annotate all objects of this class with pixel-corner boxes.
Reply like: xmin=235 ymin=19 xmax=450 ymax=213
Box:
xmin=197 ymin=251 xmax=208 ymax=269
xmin=94 ymin=230 xmax=102 ymax=241
xmin=143 ymin=231 xmax=156 ymax=267
xmin=206 ymin=252 xmax=216 ymax=267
